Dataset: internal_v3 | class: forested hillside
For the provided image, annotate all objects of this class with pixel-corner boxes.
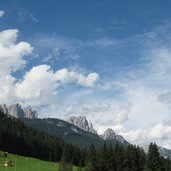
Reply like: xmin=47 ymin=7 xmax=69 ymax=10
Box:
xmin=0 ymin=111 xmax=84 ymax=166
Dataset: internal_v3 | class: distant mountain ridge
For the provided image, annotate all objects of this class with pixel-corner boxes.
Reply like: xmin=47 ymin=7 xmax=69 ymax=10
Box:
xmin=0 ymin=103 xmax=38 ymax=119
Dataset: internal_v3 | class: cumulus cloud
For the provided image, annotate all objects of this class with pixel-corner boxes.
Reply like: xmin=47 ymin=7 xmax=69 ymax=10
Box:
xmin=0 ymin=29 xmax=33 ymax=75
xmin=122 ymin=129 xmax=147 ymax=143
xmin=15 ymin=65 xmax=99 ymax=106
xmin=149 ymin=123 xmax=171 ymax=140
xmin=120 ymin=122 xmax=171 ymax=148
xmin=0 ymin=29 xmax=33 ymax=104
xmin=0 ymin=75 xmax=16 ymax=104
xmin=0 ymin=10 xmax=5 ymax=18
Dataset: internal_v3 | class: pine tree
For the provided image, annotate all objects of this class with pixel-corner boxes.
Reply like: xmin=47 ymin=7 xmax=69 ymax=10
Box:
xmin=107 ymin=143 xmax=116 ymax=171
xmin=85 ymin=144 xmax=99 ymax=171
xmin=147 ymin=143 xmax=161 ymax=171
xmin=114 ymin=143 xmax=125 ymax=171
xmin=98 ymin=143 xmax=109 ymax=171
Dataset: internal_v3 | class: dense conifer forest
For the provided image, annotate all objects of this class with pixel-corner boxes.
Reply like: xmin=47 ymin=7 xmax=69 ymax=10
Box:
xmin=0 ymin=111 xmax=171 ymax=170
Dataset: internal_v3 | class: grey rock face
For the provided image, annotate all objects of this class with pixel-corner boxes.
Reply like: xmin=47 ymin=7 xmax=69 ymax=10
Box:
xmin=101 ymin=128 xmax=128 ymax=145
xmin=8 ymin=103 xmax=25 ymax=118
xmin=102 ymin=128 xmax=116 ymax=140
xmin=0 ymin=103 xmax=38 ymax=119
xmin=67 ymin=116 xmax=97 ymax=134
xmin=24 ymin=108 xmax=38 ymax=119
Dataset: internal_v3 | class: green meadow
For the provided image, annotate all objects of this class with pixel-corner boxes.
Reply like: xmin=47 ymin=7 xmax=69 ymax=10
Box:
xmin=0 ymin=152 xmax=78 ymax=171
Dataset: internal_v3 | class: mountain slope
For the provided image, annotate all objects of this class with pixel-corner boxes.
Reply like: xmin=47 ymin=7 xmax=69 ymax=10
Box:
xmin=23 ymin=117 xmax=129 ymax=148
xmin=23 ymin=118 xmax=107 ymax=148
xmin=1 ymin=103 xmax=128 ymax=148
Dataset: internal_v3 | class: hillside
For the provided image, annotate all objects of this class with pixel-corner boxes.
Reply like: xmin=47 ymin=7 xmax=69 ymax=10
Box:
xmin=0 ymin=151 xmax=78 ymax=171
xmin=23 ymin=117 xmax=127 ymax=148
xmin=0 ymin=111 xmax=84 ymax=166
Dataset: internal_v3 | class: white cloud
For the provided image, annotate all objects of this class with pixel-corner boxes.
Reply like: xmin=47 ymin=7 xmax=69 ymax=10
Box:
xmin=121 ymin=129 xmax=147 ymax=143
xmin=0 ymin=75 xmax=16 ymax=104
xmin=16 ymin=65 xmax=57 ymax=106
xmin=15 ymin=65 xmax=99 ymax=106
xmin=149 ymin=123 xmax=171 ymax=140
xmin=0 ymin=29 xmax=33 ymax=104
xmin=0 ymin=29 xmax=33 ymax=75
xmin=0 ymin=10 xmax=5 ymax=18
xmin=72 ymin=72 xmax=99 ymax=87
xmin=120 ymin=122 xmax=171 ymax=148
xmin=114 ymin=112 xmax=128 ymax=123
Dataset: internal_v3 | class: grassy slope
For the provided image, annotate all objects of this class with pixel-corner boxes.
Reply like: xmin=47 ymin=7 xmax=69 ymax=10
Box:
xmin=0 ymin=152 xmax=77 ymax=171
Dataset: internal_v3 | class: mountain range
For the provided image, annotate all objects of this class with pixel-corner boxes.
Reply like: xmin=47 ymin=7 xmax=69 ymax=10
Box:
xmin=1 ymin=103 xmax=171 ymax=158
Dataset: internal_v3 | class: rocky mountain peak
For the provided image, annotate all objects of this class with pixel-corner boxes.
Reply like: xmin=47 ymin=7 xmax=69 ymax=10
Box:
xmin=101 ymin=128 xmax=116 ymax=140
xmin=0 ymin=103 xmax=38 ymax=119
xmin=101 ymin=128 xmax=128 ymax=145
xmin=67 ymin=116 xmax=97 ymax=134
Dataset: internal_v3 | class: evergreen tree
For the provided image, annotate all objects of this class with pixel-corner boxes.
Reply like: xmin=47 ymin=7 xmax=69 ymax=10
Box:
xmin=136 ymin=146 xmax=145 ymax=171
xmin=147 ymin=143 xmax=161 ymax=171
xmin=114 ymin=143 xmax=125 ymax=171
xmin=107 ymin=143 xmax=116 ymax=171
xmin=85 ymin=144 xmax=99 ymax=171
xmin=98 ymin=143 xmax=109 ymax=171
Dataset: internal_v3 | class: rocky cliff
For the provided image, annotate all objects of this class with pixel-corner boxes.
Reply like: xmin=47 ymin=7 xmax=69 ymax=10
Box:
xmin=67 ymin=116 xmax=97 ymax=134
xmin=101 ymin=128 xmax=129 ymax=145
xmin=0 ymin=103 xmax=38 ymax=119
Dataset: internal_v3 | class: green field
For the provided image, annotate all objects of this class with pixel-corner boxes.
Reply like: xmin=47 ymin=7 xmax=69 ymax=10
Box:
xmin=0 ymin=152 xmax=78 ymax=171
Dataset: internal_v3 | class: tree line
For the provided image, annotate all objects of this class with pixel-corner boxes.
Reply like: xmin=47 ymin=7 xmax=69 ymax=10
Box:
xmin=84 ymin=143 xmax=171 ymax=171
xmin=0 ymin=111 xmax=171 ymax=171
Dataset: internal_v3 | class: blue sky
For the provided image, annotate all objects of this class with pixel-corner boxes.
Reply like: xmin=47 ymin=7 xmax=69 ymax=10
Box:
xmin=1 ymin=0 xmax=171 ymax=148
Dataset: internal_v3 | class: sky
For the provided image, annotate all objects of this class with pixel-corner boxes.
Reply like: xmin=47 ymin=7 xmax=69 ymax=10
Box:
xmin=1 ymin=0 xmax=171 ymax=148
